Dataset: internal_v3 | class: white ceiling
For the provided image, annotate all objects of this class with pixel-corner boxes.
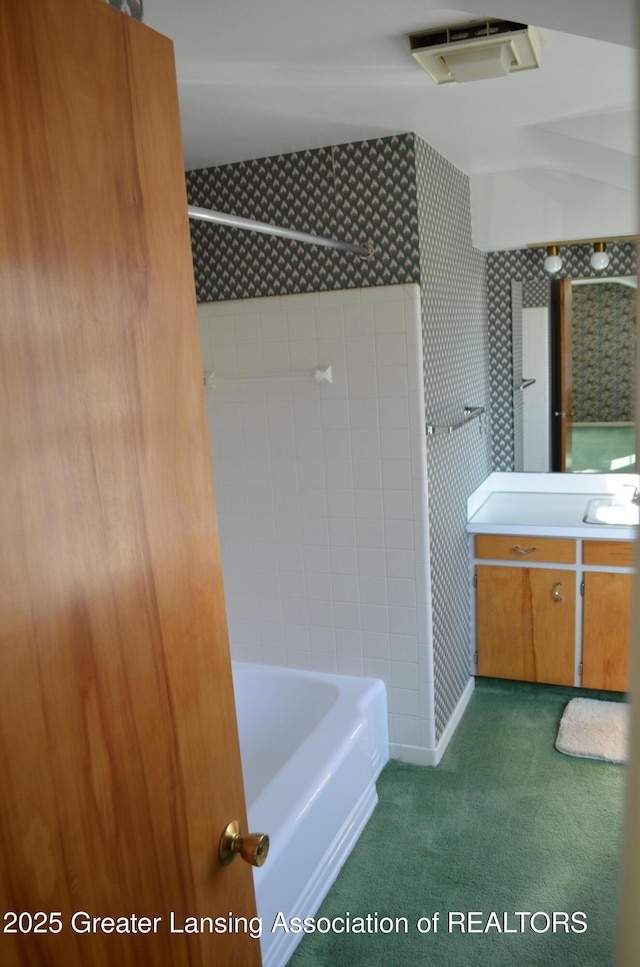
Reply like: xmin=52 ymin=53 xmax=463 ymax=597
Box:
xmin=144 ymin=0 xmax=637 ymax=197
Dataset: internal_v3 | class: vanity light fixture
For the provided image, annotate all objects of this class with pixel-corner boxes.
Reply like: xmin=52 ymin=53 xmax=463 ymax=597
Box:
xmin=543 ymin=245 xmax=563 ymax=274
xmin=590 ymin=241 xmax=611 ymax=271
xmin=531 ymin=235 xmax=634 ymax=271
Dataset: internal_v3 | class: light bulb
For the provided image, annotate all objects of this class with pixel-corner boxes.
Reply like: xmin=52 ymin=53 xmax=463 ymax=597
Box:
xmin=590 ymin=242 xmax=610 ymax=271
xmin=543 ymin=245 xmax=562 ymax=274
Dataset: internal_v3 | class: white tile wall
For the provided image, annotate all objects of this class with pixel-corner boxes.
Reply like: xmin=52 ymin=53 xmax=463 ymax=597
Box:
xmin=198 ymin=285 xmax=435 ymax=758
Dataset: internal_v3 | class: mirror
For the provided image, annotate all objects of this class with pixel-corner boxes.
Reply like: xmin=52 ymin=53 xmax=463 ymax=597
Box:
xmin=512 ymin=272 xmax=637 ymax=474
xmin=551 ymin=276 xmax=636 ymax=473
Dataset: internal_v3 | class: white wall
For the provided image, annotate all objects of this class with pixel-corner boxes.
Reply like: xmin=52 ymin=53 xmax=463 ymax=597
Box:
xmin=522 ymin=307 xmax=551 ymax=472
xmin=198 ymin=284 xmax=438 ymax=763
xmin=470 ymin=170 xmax=637 ymax=252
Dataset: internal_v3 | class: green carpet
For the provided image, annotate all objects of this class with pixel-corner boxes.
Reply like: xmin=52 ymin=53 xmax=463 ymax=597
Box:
xmin=570 ymin=424 xmax=636 ymax=473
xmin=288 ymin=679 xmax=627 ymax=967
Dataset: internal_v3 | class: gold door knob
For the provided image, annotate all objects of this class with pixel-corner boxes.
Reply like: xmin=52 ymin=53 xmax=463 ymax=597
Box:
xmin=219 ymin=820 xmax=269 ymax=867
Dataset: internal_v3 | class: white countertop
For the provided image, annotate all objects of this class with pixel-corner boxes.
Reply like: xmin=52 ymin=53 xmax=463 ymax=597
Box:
xmin=467 ymin=472 xmax=639 ymax=541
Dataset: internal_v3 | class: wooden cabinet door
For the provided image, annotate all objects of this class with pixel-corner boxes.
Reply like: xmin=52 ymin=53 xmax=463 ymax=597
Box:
xmin=477 ymin=566 xmax=575 ymax=685
xmin=0 ymin=2 xmax=260 ymax=965
xmin=583 ymin=572 xmax=631 ymax=692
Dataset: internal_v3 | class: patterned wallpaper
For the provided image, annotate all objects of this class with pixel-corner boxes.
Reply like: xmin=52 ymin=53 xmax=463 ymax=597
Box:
xmin=573 ymin=283 xmax=636 ymax=422
xmin=486 ymin=242 xmax=637 ymax=469
xmin=186 ymin=135 xmax=420 ymax=302
xmin=188 ymin=132 xmax=491 ymax=751
xmin=414 ymin=136 xmax=491 ymax=740
xmin=523 ymin=277 xmax=549 ymax=308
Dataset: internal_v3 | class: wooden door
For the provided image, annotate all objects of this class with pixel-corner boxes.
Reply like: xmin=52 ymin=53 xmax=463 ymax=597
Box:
xmin=0 ymin=2 xmax=260 ymax=965
xmin=583 ymin=572 xmax=631 ymax=692
xmin=551 ymin=278 xmax=574 ymax=471
xmin=477 ymin=566 xmax=575 ymax=685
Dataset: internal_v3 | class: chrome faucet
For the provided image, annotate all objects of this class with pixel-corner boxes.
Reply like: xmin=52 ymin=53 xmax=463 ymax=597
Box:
xmin=622 ymin=483 xmax=640 ymax=505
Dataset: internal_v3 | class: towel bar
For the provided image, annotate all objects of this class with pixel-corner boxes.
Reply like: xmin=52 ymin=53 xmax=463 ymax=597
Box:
xmin=426 ymin=406 xmax=485 ymax=436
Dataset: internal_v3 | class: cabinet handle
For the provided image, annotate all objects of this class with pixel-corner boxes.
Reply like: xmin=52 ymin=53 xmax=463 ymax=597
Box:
xmin=553 ymin=581 xmax=563 ymax=603
xmin=513 ymin=545 xmax=537 ymax=555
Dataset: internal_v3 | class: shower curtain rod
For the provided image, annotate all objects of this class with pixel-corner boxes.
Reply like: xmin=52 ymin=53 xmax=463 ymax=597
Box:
xmin=187 ymin=205 xmax=373 ymax=259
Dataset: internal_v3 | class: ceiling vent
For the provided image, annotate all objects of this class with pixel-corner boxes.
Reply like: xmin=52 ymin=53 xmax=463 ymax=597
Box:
xmin=409 ymin=19 xmax=542 ymax=84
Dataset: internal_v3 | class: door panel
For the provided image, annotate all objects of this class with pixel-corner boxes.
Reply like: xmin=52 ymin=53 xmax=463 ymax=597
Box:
xmin=0 ymin=2 xmax=259 ymax=964
xmin=526 ymin=568 xmax=575 ymax=685
xmin=477 ymin=566 xmax=575 ymax=685
xmin=583 ymin=572 xmax=631 ymax=692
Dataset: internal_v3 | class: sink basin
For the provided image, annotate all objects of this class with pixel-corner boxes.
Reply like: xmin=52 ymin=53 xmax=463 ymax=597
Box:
xmin=584 ymin=498 xmax=640 ymax=527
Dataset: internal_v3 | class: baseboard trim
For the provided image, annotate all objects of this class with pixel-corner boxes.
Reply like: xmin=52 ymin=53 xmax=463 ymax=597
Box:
xmin=433 ymin=677 xmax=475 ymax=765
xmin=389 ymin=677 xmax=475 ymax=767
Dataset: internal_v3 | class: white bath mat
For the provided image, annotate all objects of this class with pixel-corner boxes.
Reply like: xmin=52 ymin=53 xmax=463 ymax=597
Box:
xmin=555 ymin=698 xmax=629 ymax=764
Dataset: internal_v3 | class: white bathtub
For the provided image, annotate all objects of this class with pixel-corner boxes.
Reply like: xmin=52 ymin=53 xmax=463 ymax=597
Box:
xmin=232 ymin=662 xmax=389 ymax=967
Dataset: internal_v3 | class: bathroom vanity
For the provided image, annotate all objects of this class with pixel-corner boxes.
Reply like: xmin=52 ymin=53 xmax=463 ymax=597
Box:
xmin=467 ymin=473 xmax=638 ymax=692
